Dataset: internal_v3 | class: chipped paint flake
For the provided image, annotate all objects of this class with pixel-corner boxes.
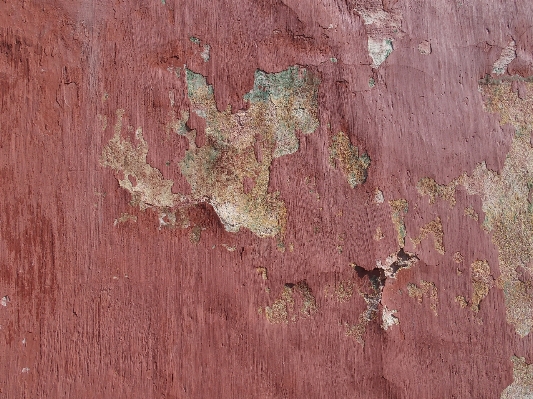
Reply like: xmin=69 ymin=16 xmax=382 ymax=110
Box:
xmin=368 ymin=37 xmax=393 ymax=68
xmin=113 ymin=213 xmax=137 ymax=226
xmin=373 ymin=188 xmax=384 ymax=204
xmin=354 ymin=1 xmax=401 ymax=69
xmin=0 ymin=296 xmax=10 ymax=307
xmin=201 ymin=44 xmax=210 ymax=62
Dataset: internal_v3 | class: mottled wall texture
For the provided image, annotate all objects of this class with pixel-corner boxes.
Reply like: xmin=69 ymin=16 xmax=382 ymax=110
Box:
xmin=2 ymin=0 xmax=533 ymax=398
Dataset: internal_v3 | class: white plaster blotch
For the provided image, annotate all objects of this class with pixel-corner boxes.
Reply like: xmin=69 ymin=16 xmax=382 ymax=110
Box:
xmin=381 ymin=306 xmax=399 ymax=330
xmin=374 ymin=188 xmax=384 ymax=204
xmin=368 ymin=38 xmax=393 ymax=68
xmin=201 ymin=45 xmax=210 ymax=62
xmin=501 ymin=356 xmax=533 ymax=398
xmin=1 ymin=296 xmax=9 ymax=307
xmin=493 ymin=41 xmax=516 ymax=75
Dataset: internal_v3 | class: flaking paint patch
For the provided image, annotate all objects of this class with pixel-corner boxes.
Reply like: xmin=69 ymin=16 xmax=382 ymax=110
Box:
xmin=329 ymin=131 xmax=370 ymax=188
xmin=501 ymin=356 xmax=533 ymax=398
xmin=389 ymin=199 xmax=408 ymax=248
xmin=492 ymin=40 xmax=516 ymax=76
xmin=183 ymin=66 xmax=319 ymax=238
xmin=417 ymin=177 xmax=458 ymax=207
xmin=353 ymin=0 xmax=402 ymax=68
xmin=407 ymin=280 xmax=439 ymax=316
xmin=345 ymin=288 xmax=381 ymax=346
xmin=264 ymin=281 xmax=317 ymax=324
xmin=100 ymin=110 xmax=180 ymax=210
xmin=462 ymin=81 xmax=533 ymax=336
xmin=381 ymin=306 xmax=399 ymax=331
xmin=411 ymin=217 xmax=445 ymax=255
xmin=470 ymin=260 xmax=495 ymax=313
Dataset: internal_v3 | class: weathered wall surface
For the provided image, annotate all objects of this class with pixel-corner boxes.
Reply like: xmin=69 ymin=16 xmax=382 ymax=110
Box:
xmin=1 ymin=0 xmax=533 ymax=397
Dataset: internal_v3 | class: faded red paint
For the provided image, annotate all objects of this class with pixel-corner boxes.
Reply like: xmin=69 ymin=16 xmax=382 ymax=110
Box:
xmin=1 ymin=1 xmax=532 ymax=398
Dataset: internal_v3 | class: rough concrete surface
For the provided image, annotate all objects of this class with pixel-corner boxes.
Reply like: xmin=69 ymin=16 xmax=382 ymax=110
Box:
xmin=1 ymin=0 xmax=533 ymax=398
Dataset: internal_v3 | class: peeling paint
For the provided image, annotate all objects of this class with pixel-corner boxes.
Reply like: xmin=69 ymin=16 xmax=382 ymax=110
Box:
xmin=367 ymin=38 xmax=393 ymax=69
xmin=329 ymin=131 xmax=370 ymax=188
xmin=407 ymin=280 xmax=439 ymax=316
xmin=470 ymin=260 xmax=494 ymax=313
xmin=381 ymin=306 xmax=399 ymax=330
xmin=463 ymin=81 xmax=533 ymax=336
xmin=492 ymin=40 xmax=516 ymax=76
xmin=411 ymin=217 xmax=445 ymax=255
xmin=464 ymin=205 xmax=479 ymax=221
xmin=417 ymin=177 xmax=458 ymax=206
xmin=389 ymin=199 xmax=408 ymax=248
xmin=501 ymin=356 xmax=533 ymax=398
xmin=264 ymin=281 xmax=317 ymax=324
xmin=183 ymin=66 xmax=319 ymax=238
xmin=103 ymin=66 xmax=319 ymax=240
xmin=453 ymin=251 xmax=464 ymax=263
xmin=100 ymin=110 xmax=181 ymax=210
xmin=113 ymin=213 xmax=137 ymax=226
xmin=455 ymin=295 xmax=468 ymax=308
xmin=345 ymin=288 xmax=380 ymax=346
xmin=353 ymin=1 xmax=401 ymax=68
xmin=256 ymin=267 xmax=268 ymax=280
xmin=0 ymin=296 xmax=9 ymax=307
xmin=335 ymin=280 xmax=354 ymax=302
xmin=373 ymin=188 xmax=384 ymax=204
xmin=418 ymin=40 xmax=432 ymax=55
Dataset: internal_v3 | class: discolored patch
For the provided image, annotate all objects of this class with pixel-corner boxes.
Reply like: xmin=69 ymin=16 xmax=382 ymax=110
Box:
xmin=411 ymin=217 xmax=445 ymax=255
xmin=417 ymin=177 xmax=458 ymax=207
xmin=100 ymin=109 xmax=181 ymax=210
xmin=470 ymin=260 xmax=494 ymax=313
xmin=329 ymin=131 xmax=370 ymax=188
xmin=264 ymin=281 xmax=317 ymax=324
xmin=389 ymin=199 xmax=408 ymax=248
xmin=183 ymin=66 xmax=319 ymax=238
xmin=501 ymin=356 xmax=533 ymax=398
xmin=407 ymin=280 xmax=439 ymax=316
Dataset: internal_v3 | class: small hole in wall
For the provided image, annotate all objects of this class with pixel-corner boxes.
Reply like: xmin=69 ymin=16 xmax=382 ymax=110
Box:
xmin=243 ymin=176 xmax=255 ymax=194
